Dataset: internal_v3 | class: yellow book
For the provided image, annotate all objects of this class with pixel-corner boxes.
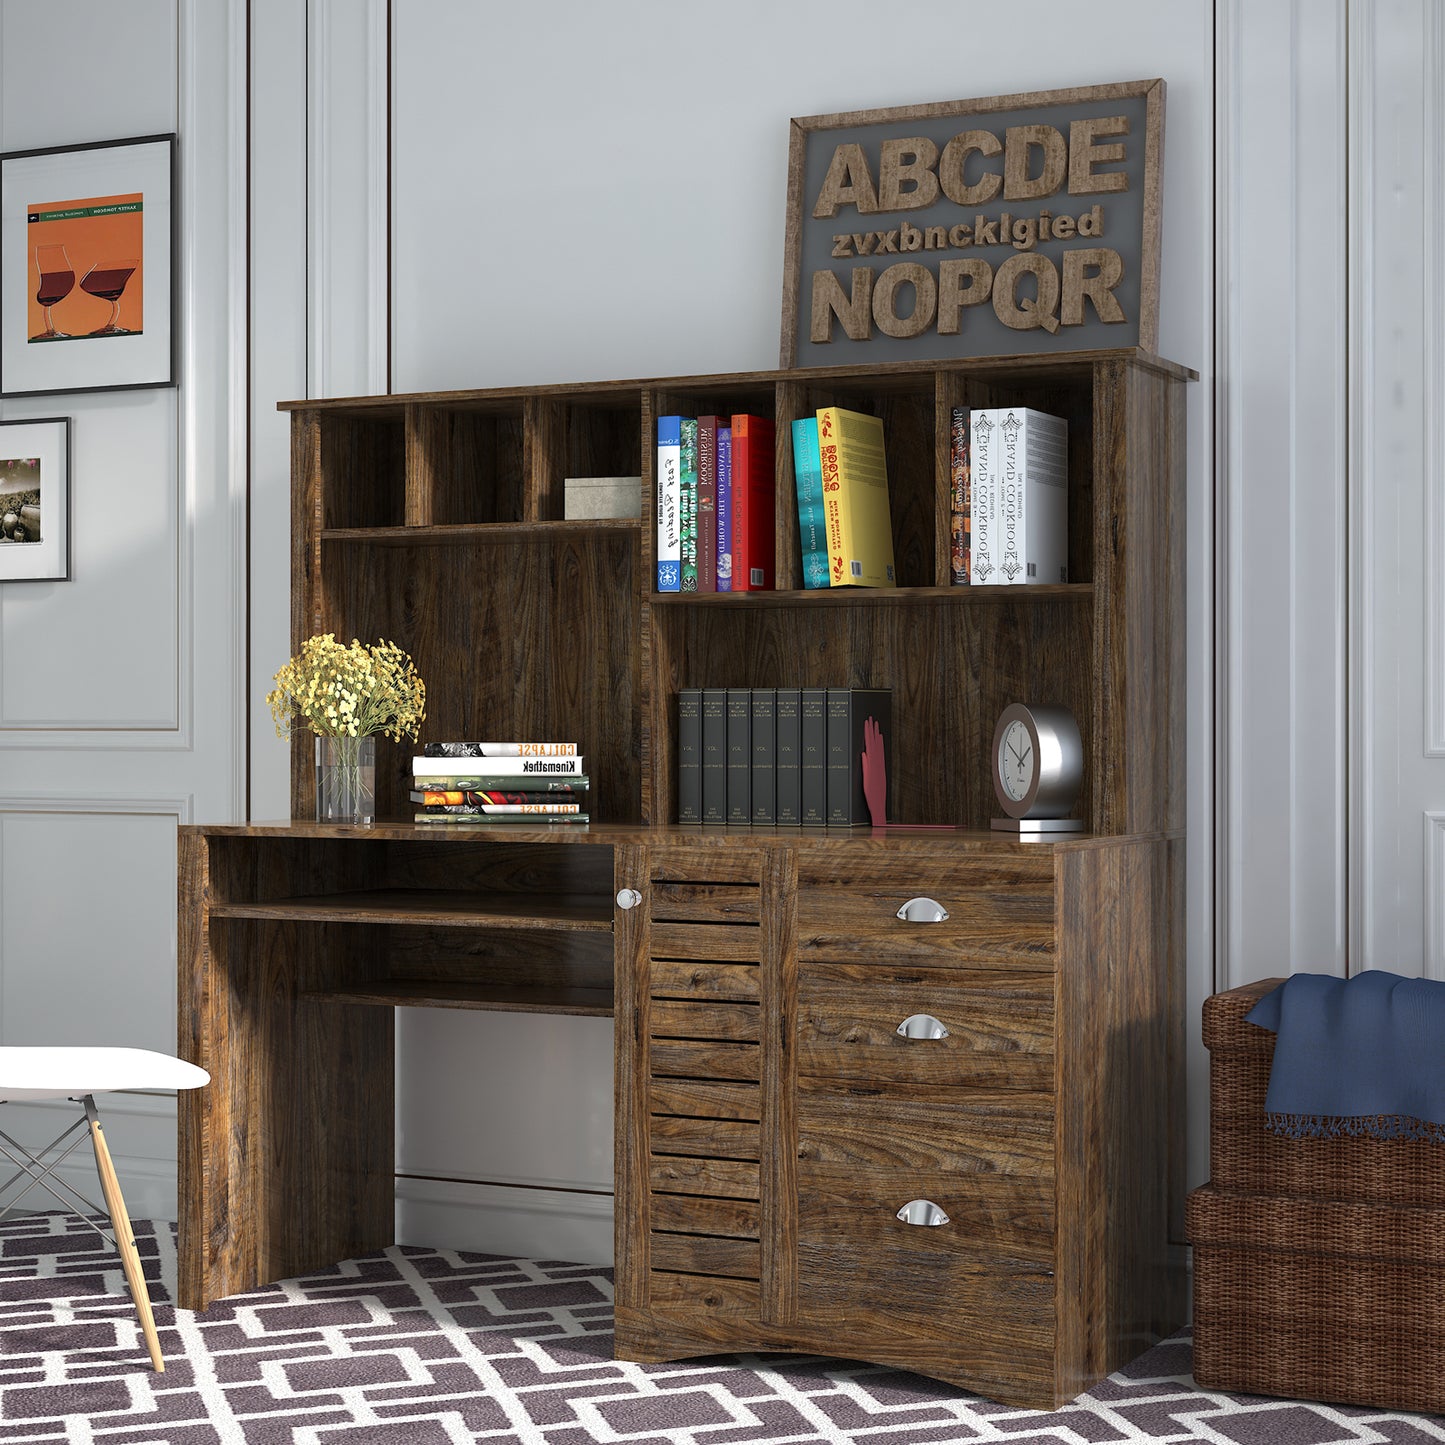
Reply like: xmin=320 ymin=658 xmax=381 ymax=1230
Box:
xmin=816 ymin=406 xmax=897 ymax=587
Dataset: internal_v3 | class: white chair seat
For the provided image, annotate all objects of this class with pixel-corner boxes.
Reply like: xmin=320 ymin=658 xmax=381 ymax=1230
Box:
xmin=0 ymin=1046 xmax=209 ymax=1101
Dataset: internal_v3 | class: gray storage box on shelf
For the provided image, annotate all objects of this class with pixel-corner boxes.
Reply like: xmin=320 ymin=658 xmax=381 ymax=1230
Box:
xmin=1188 ymin=977 xmax=1445 ymax=1414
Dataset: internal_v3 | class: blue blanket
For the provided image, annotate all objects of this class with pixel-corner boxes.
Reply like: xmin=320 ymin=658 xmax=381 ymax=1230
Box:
xmin=1244 ymin=970 xmax=1445 ymax=1141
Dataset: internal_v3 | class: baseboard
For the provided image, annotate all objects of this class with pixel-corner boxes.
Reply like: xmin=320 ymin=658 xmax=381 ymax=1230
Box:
xmin=394 ymin=1175 xmax=614 ymax=1265
xmin=7 ymin=1155 xmax=178 ymax=1225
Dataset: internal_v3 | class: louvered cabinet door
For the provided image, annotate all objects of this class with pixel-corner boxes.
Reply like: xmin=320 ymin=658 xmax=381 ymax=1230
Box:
xmin=612 ymin=843 xmax=777 ymax=1363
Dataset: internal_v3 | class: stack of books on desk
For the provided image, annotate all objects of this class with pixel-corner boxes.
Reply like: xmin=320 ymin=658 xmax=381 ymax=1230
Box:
xmin=410 ymin=741 xmax=590 ymax=823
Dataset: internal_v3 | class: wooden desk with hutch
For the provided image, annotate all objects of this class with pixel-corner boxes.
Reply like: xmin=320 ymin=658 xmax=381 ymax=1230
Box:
xmin=177 ymin=349 xmax=1190 ymax=1410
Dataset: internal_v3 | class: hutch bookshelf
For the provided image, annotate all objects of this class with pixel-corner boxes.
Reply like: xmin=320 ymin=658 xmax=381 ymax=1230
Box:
xmin=178 ymin=347 xmax=1190 ymax=1409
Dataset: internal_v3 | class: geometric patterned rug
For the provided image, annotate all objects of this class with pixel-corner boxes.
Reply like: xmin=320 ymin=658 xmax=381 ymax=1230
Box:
xmin=2 ymin=1215 xmax=1443 ymax=1444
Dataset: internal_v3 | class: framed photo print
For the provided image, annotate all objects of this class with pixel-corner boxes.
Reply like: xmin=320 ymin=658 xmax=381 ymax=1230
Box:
xmin=0 ymin=417 xmax=70 ymax=582
xmin=0 ymin=133 xmax=175 ymax=397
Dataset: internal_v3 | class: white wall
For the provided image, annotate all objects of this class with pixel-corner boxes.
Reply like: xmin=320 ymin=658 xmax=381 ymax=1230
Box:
xmin=0 ymin=0 xmax=244 ymax=1217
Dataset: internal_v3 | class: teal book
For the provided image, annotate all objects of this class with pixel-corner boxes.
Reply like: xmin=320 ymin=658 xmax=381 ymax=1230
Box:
xmin=680 ymin=417 xmax=699 ymax=593
xmin=790 ymin=417 xmax=831 ymax=590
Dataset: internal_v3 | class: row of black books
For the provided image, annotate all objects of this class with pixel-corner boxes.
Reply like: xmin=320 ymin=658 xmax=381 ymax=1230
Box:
xmin=409 ymin=740 xmax=590 ymax=824
xmin=677 ymin=688 xmax=892 ymax=827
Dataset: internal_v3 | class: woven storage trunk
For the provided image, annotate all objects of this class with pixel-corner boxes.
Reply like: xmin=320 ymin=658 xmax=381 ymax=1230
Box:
xmin=1189 ymin=978 xmax=1445 ymax=1413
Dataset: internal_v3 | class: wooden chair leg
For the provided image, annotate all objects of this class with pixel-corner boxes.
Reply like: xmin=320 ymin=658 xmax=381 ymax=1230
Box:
xmin=84 ymin=1096 xmax=164 ymax=1372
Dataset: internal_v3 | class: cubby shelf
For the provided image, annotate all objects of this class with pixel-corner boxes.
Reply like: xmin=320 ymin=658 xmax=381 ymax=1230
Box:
xmin=648 ymin=583 xmax=1094 ymax=608
xmin=303 ymin=980 xmax=614 ymax=1016
xmin=321 ymin=519 xmax=642 ymax=547
xmin=210 ymin=889 xmax=613 ymax=930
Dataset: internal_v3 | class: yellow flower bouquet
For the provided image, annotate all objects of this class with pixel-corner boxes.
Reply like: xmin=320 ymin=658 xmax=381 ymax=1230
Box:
xmin=267 ymin=634 xmax=426 ymax=822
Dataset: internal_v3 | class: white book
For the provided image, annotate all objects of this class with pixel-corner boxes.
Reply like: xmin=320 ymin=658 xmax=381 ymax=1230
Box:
xmin=969 ymin=409 xmax=1000 ymax=585
xmin=412 ymin=755 xmax=585 ymax=777
xmin=995 ymin=408 xmax=1069 ymax=585
xmin=656 ymin=415 xmax=682 ymax=592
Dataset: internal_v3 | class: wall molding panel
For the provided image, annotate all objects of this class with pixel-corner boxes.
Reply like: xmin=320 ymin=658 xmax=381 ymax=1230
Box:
xmin=1217 ymin=0 xmax=1349 ymax=991
xmin=1425 ymin=811 xmax=1445 ymax=977
xmin=1425 ymin=0 xmax=1445 ymax=759
xmin=394 ymin=1176 xmax=612 ymax=1268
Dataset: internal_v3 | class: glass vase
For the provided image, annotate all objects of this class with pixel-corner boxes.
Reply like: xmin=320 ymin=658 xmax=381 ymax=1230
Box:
xmin=315 ymin=735 xmax=376 ymax=824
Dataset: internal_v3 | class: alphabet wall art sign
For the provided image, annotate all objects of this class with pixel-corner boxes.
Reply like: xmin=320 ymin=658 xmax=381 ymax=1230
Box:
xmin=780 ymin=80 xmax=1164 ymax=366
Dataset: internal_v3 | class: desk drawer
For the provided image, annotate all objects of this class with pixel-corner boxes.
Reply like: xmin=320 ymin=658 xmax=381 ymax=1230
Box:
xmin=796 ymin=870 xmax=1055 ymax=970
xmin=798 ymin=964 xmax=1054 ymax=1090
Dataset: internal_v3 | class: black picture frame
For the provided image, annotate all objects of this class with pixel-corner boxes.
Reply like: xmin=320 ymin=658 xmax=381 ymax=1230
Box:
xmin=0 ymin=416 xmax=71 ymax=582
xmin=0 ymin=133 xmax=177 ymax=398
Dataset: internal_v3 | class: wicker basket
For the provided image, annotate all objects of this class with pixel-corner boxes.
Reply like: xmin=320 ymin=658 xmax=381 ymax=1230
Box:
xmin=1189 ymin=1185 xmax=1445 ymax=1412
xmin=1189 ymin=978 xmax=1445 ymax=1413
xmin=1205 ymin=977 xmax=1445 ymax=1206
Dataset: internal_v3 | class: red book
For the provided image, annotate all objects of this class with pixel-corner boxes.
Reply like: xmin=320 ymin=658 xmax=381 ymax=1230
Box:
xmin=696 ymin=415 xmax=722 ymax=592
xmin=730 ymin=413 xmax=776 ymax=590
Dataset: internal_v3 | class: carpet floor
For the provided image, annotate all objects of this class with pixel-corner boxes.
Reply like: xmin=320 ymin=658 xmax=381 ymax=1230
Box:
xmin=1 ymin=1213 xmax=1442 ymax=1444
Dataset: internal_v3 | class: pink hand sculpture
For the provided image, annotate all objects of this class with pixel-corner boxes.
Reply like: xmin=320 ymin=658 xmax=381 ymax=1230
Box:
xmin=861 ymin=714 xmax=887 ymax=825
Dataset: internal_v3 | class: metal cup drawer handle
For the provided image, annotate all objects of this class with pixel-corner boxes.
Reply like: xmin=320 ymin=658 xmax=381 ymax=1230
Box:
xmin=896 ymin=1199 xmax=951 ymax=1227
xmin=896 ymin=897 xmax=949 ymax=922
xmin=896 ymin=1013 xmax=950 ymax=1040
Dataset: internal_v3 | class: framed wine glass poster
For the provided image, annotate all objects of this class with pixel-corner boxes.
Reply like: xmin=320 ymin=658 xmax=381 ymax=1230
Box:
xmin=0 ymin=134 xmax=175 ymax=397
xmin=0 ymin=417 xmax=70 ymax=582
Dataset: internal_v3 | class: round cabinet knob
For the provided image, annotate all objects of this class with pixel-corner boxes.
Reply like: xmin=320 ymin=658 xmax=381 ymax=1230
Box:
xmin=615 ymin=888 xmax=642 ymax=910
xmin=896 ymin=896 xmax=949 ymax=922
xmin=896 ymin=1199 xmax=950 ymax=1227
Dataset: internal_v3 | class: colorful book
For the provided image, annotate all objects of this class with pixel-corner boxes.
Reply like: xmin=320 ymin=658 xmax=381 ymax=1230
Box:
xmin=404 ymin=773 xmax=587 ymax=791
xmin=816 ymin=406 xmax=896 ymax=588
xmin=411 ymin=788 xmax=587 ymax=806
xmin=950 ymin=406 xmax=971 ymax=586
xmin=970 ymin=411 xmax=998 ymax=584
xmin=417 ymin=801 xmax=582 ymax=815
xmin=697 ymin=415 xmax=722 ymax=592
xmin=412 ymin=755 xmax=583 ymax=777
xmin=414 ymin=813 xmax=590 ymax=825
xmin=716 ymin=425 xmax=733 ymax=592
xmin=656 ymin=415 xmax=682 ymax=592
xmin=677 ymin=688 xmax=702 ymax=824
xmin=680 ymin=417 xmax=698 ymax=592
xmin=995 ymin=407 xmax=1069 ymax=584
xmin=730 ymin=414 xmax=775 ymax=590
xmin=825 ymin=687 xmax=892 ymax=825
xmin=790 ymin=418 xmax=831 ymax=589
xmin=422 ymin=741 xmax=578 ymax=757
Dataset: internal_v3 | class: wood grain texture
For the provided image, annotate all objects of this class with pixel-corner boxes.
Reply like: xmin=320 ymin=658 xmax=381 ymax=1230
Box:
xmin=648 ymin=1078 xmax=761 ymax=1122
xmin=648 ymin=1193 xmax=760 ymax=1239
xmin=797 ymin=969 xmax=1054 ymax=1089
xmin=1054 ymin=837 xmax=1184 ymax=1400
xmin=649 ymin=1039 xmax=761 ymax=1082
xmin=796 ymin=1081 xmax=1055 ymax=1176
xmin=650 ymin=959 xmax=760 ymax=1001
xmin=648 ymin=1115 xmax=759 ymax=1160
xmin=649 ymin=922 xmax=761 ymax=963
xmin=650 ymin=1233 xmax=761 ymax=1280
xmin=760 ymin=845 xmax=798 ymax=1328
xmin=1090 ymin=359 xmax=1185 ymax=835
xmin=176 ymin=835 xmax=395 ymax=1311
xmin=649 ymin=1156 xmax=760 ymax=1200
xmin=651 ymin=881 xmax=761 ymax=923
xmin=612 ymin=843 xmax=651 ymax=1310
xmin=650 ymin=999 xmax=761 ymax=1043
